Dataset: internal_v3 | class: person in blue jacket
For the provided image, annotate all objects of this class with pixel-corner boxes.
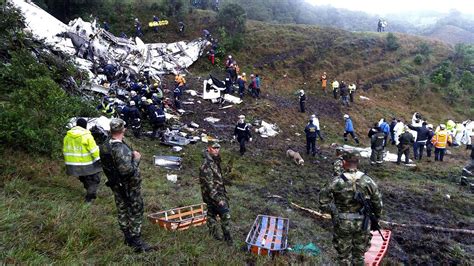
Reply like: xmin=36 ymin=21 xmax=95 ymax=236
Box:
xmin=344 ymin=114 xmax=359 ymax=144
xmin=379 ymin=118 xmax=390 ymax=147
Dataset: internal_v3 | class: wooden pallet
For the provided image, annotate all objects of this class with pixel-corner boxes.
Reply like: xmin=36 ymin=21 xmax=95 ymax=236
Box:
xmin=245 ymin=215 xmax=289 ymax=256
xmin=364 ymin=230 xmax=391 ymax=266
xmin=147 ymin=203 xmax=207 ymax=231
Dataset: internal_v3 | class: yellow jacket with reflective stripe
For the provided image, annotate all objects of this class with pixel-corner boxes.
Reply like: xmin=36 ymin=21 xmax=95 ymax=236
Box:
xmin=63 ymin=126 xmax=102 ymax=176
xmin=431 ymin=130 xmax=452 ymax=149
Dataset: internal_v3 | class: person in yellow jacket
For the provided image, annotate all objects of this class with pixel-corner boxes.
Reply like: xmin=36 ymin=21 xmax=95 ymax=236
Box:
xmin=63 ymin=118 xmax=102 ymax=202
xmin=431 ymin=124 xmax=453 ymax=162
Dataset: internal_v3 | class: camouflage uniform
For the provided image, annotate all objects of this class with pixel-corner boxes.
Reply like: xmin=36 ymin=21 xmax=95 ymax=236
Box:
xmin=319 ymin=155 xmax=383 ymax=265
xmin=333 ymin=147 xmax=344 ymax=177
xmin=100 ymin=137 xmax=148 ymax=251
xmin=199 ymin=149 xmax=232 ymax=243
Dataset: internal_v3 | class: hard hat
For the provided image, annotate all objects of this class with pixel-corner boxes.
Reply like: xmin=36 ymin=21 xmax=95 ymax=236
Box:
xmin=141 ymin=96 xmax=146 ymax=101
xmin=300 ymin=89 xmax=304 ymax=94
xmin=427 ymin=124 xmax=433 ymax=129
xmin=323 ymin=72 xmax=326 ymax=74
xmin=250 ymin=74 xmax=254 ymax=77
xmin=154 ymin=83 xmax=159 ymax=87
xmin=110 ymin=118 xmax=126 ymax=133
xmin=440 ymin=124 xmax=446 ymax=129
xmin=311 ymin=114 xmax=316 ymax=118
xmin=146 ymin=99 xmax=153 ymax=105
xmin=228 ymin=55 xmax=232 ymax=59
xmin=152 ymin=93 xmax=158 ymax=97
xmin=242 ymin=72 xmax=246 ymax=76
xmin=344 ymin=114 xmax=349 ymax=119
xmin=131 ymin=91 xmax=137 ymax=96
xmin=130 ymin=101 xmax=136 ymax=106
xmin=238 ymin=115 xmax=245 ymax=119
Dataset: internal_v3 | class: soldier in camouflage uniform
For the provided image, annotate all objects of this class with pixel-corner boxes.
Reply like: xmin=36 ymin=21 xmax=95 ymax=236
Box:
xmin=199 ymin=142 xmax=233 ymax=245
xmin=319 ymin=151 xmax=383 ymax=265
xmin=99 ymin=118 xmax=152 ymax=253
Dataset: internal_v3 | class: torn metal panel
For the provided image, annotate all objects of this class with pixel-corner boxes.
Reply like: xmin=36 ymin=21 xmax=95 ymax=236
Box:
xmin=67 ymin=116 xmax=111 ymax=131
xmin=162 ymin=130 xmax=191 ymax=146
xmin=153 ymin=155 xmax=182 ymax=170
xmin=257 ymin=121 xmax=279 ymax=138
xmin=10 ymin=0 xmax=208 ymax=86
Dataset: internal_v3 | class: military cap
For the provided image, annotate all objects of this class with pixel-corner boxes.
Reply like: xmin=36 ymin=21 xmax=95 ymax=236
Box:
xmin=110 ymin=118 xmax=126 ymax=133
xmin=210 ymin=142 xmax=221 ymax=148
xmin=342 ymin=150 xmax=360 ymax=162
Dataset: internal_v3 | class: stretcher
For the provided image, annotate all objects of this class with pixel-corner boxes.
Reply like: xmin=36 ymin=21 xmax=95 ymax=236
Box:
xmin=245 ymin=215 xmax=289 ymax=256
xmin=364 ymin=229 xmax=391 ymax=265
xmin=147 ymin=203 xmax=207 ymax=231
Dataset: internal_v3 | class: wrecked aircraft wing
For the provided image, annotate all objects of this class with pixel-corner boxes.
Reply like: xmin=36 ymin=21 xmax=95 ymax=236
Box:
xmin=9 ymin=0 xmax=208 ymax=84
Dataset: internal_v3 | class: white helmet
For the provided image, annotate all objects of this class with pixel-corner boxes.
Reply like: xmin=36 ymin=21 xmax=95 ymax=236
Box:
xmin=344 ymin=114 xmax=349 ymax=119
xmin=131 ymin=91 xmax=137 ymax=96
xmin=130 ymin=101 xmax=136 ymax=106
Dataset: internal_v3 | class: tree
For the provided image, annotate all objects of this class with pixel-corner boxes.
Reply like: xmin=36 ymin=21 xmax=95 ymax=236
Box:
xmin=217 ymin=3 xmax=246 ymax=35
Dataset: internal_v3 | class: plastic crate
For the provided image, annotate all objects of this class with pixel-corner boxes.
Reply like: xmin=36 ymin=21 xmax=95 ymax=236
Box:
xmin=364 ymin=229 xmax=391 ymax=266
xmin=147 ymin=203 xmax=207 ymax=231
xmin=245 ymin=215 xmax=289 ymax=256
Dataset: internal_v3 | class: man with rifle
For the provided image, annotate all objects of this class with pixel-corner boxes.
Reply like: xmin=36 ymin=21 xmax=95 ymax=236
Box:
xmin=319 ymin=150 xmax=383 ymax=265
xmin=99 ymin=118 xmax=153 ymax=253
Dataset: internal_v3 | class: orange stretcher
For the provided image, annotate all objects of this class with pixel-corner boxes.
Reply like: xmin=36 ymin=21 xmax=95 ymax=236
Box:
xmin=147 ymin=203 xmax=207 ymax=231
xmin=364 ymin=229 xmax=391 ymax=265
xmin=245 ymin=215 xmax=290 ymax=256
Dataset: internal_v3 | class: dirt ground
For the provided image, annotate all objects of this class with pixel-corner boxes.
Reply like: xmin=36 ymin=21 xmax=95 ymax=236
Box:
xmin=151 ymin=73 xmax=474 ymax=264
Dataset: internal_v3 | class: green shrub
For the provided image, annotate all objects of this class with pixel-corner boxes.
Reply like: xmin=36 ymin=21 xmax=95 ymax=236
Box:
xmin=417 ymin=42 xmax=431 ymax=56
xmin=414 ymin=54 xmax=423 ymax=65
xmin=386 ymin=33 xmax=400 ymax=51
xmin=431 ymin=61 xmax=452 ymax=86
xmin=460 ymin=70 xmax=474 ymax=93
xmin=217 ymin=3 xmax=247 ymax=35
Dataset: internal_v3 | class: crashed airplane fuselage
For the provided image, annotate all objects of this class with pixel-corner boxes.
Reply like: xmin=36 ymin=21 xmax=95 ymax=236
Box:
xmin=9 ymin=0 xmax=209 ymax=85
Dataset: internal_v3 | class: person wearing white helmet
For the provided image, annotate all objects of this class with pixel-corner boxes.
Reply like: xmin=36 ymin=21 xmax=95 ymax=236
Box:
xmin=299 ymin=89 xmax=306 ymax=113
xmin=233 ymin=115 xmax=252 ymax=155
xmin=308 ymin=114 xmax=324 ymax=141
xmin=128 ymin=100 xmax=142 ymax=138
xmin=343 ymin=114 xmax=359 ymax=144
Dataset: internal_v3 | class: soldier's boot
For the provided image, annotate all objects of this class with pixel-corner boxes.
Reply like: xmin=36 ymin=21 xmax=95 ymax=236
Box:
xmin=122 ymin=229 xmax=133 ymax=247
xmin=223 ymin=231 xmax=233 ymax=246
xmin=209 ymin=225 xmax=223 ymax=241
xmin=130 ymin=235 xmax=153 ymax=253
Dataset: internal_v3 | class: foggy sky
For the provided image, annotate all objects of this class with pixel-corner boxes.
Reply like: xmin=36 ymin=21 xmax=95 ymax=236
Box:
xmin=305 ymin=0 xmax=473 ymax=15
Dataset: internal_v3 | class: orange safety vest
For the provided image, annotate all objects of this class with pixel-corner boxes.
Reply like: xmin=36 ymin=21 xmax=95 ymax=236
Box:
xmin=431 ymin=130 xmax=452 ymax=148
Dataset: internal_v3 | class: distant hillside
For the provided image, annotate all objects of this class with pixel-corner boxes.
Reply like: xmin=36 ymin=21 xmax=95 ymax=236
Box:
xmin=427 ymin=25 xmax=474 ymax=45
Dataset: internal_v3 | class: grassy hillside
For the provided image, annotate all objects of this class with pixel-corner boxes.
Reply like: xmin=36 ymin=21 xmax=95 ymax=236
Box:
xmin=1 ymin=7 xmax=473 ymax=265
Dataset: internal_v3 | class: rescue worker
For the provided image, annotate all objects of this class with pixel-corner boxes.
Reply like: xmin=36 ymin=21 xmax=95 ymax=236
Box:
xmin=426 ymin=124 xmax=435 ymax=158
xmin=379 ymin=118 xmax=390 ymax=147
xmin=397 ymin=127 xmax=414 ymax=164
xmin=343 ymin=114 xmax=359 ymax=144
xmin=237 ymin=75 xmax=246 ymax=99
xmin=332 ymin=80 xmax=340 ymax=100
xmin=199 ymin=142 xmax=233 ymax=245
xmin=320 ymin=72 xmax=327 ymax=93
xmin=340 ymin=81 xmax=349 ymax=107
xmin=305 ymin=119 xmax=318 ymax=156
xmin=63 ymin=118 xmax=102 ymax=203
xmin=128 ymin=101 xmax=142 ymax=138
xmin=299 ymin=89 xmax=306 ymax=113
xmin=319 ymin=151 xmax=383 ymax=265
xmin=225 ymin=76 xmax=233 ymax=94
xmin=370 ymin=126 xmax=385 ymax=165
xmin=152 ymin=15 xmax=159 ymax=33
xmin=368 ymin=123 xmax=379 ymax=139
xmin=310 ymin=114 xmax=324 ymax=141
xmin=233 ymin=115 xmax=252 ymax=156
xmin=389 ymin=117 xmax=397 ymax=145
xmin=134 ymin=18 xmax=143 ymax=37
xmin=98 ymin=96 xmax=115 ymax=117
xmin=99 ymin=118 xmax=152 ymax=252
xmin=408 ymin=122 xmax=430 ymax=160
xmin=147 ymin=99 xmax=166 ymax=140
xmin=173 ymin=85 xmax=182 ymax=110
xmin=255 ymin=74 xmax=261 ymax=97
xmin=431 ymin=124 xmax=452 ymax=162
xmin=178 ymin=21 xmax=185 ymax=34
xmin=348 ymin=83 xmax=356 ymax=103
